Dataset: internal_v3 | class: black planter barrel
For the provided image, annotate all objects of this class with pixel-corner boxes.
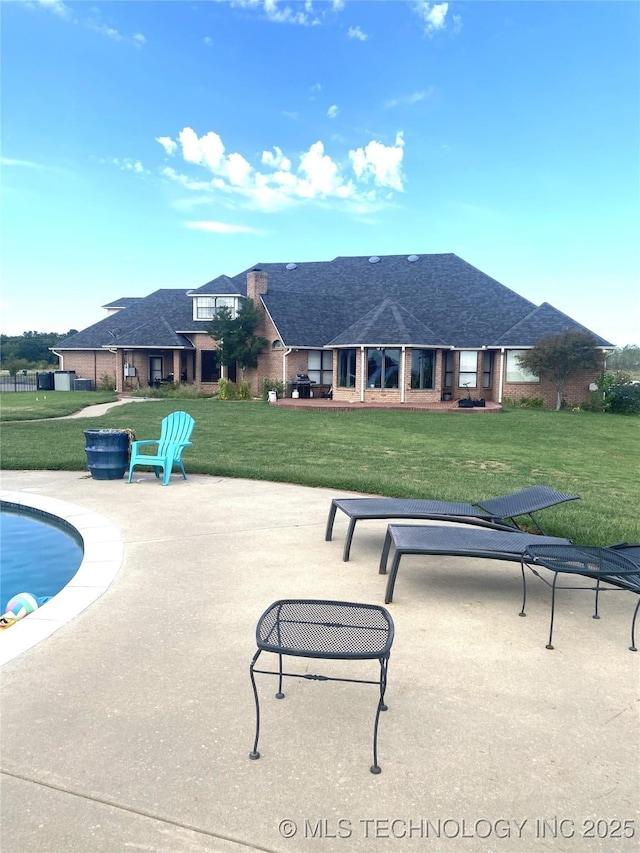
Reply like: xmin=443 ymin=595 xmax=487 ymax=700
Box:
xmin=84 ymin=429 xmax=130 ymax=480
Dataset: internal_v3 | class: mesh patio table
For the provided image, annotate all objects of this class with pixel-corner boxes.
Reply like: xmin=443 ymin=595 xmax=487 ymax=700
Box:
xmin=522 ymin=543 xmax=640 ymax=651
xmin=249 ymin=599 xmax=395 ymax=774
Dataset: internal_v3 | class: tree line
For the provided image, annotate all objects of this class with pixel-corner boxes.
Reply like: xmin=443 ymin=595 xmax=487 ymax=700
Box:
xmin=0 ymin=330 xmax=77 ymax=374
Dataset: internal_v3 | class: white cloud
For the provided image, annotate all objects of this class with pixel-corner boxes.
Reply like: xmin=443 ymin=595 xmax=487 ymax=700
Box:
xmin=156 ymin=137 xmax=178 ymax=156
xmin=88 ymin=21 xmax=123 ymax=42
xmin=204 ymin=36 xmax=213 ymax=46
xmin=0 ymin=157 xmax=43 ymax=168
xmin=327 ymin=104 xmax=339 ymax=119
xmin=110 ymin=157 xmax=147 ymax=174
xmin=28 ymin=1 xmax=147 ymax=46
xmin=31 ymin=0 xmax=71 ymax=19
xmin=155 ymin=126 xmax=405 ymax=213
xmin=261 ymin=146 xmax=292 ymax=170
xmin=179 ymin=128 xmax=226 ymax=171
xmin=185 ymin=221 xmax=261 ymax=235
xmin=411 ymin=2 xmax=458 ymax=36
xmin=86 ymin=12 xmax=147 ymax=47
xmin=222 ymin=0 xmax=343 ymax=27
xmin=348 ymin=26 xmax=367 ymax=42
xmin=349 ymin=132 xmax=405 ymax=192
xmin=384 ymin=89 xmax=433 ymax=109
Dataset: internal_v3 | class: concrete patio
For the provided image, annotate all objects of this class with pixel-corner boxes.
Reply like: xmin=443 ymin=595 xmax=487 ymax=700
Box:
xmin=1 ymin=469 xmax=638 ymax=852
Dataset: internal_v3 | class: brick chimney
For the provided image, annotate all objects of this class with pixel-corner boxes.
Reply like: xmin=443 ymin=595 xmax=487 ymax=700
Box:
xmin=246 ymin=268 xmax=268 ymax=301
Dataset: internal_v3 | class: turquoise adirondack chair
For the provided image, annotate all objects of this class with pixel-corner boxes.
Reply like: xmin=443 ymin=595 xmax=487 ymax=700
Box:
xmin=127 ymin=411 xmax=195 ymax=486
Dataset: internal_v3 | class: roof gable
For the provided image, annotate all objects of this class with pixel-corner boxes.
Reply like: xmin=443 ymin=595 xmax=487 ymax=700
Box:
xmin=328 ymin=298 xmax=448 ymax=346
xmin=495 ymin=302 xmax=612 ymax=347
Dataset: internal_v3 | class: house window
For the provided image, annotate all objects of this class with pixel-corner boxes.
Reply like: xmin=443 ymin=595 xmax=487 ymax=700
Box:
xmin=149 ymin=356 xmax=163 ymax=383
xmin=308 ymin=350 xmax=333 ymax=385
xmin=367 ymin=348 xmax=400 ymax=389
xmin=201 ymin=350 xmax=221 ymax=382
xmin=482 ymin=351 xmax=494 ymax=389
xmin=410 ymin=349 xmax=435 ymax=389
xmin=506 ymin=350 xmax=539 ymax=383
xmin=444 ymin=351 xmax=454 ymax=387
xmin=338 ymin=349 xmax=356 ymax=388
xmin=195 ymin=296 xmax=238 ymax=320
xmin=458 ymin=350 xmax=478 ymax=388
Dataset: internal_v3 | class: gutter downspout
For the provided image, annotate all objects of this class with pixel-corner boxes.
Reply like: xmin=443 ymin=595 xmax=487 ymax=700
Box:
xmin=360 ymin=345 xmax=365 ymax=402
xmin=50 ymin=348 xmax=63 ymax=370
xmin=400 ymin=345 xmax=406 ymax=404
xmin=283 ymin=348 xmax=293 ymax=389
xmin=498 ymin=348 xmax=505 ymax=404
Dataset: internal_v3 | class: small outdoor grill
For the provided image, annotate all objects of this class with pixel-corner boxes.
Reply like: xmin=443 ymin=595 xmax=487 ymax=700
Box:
xmin=292 ymin=373 xmax=312 ymax=398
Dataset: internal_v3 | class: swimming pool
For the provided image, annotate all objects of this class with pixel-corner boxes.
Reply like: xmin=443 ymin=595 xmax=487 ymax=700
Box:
xmin=1 ymin=507 xmax=84 ymax=613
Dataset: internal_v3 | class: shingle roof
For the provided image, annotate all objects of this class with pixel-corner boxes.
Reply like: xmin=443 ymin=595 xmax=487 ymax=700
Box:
xmin=57 ymin=290 xmax=195 ymax=349
xmin=328 ymin=298 xmax=448 ymax=347
xmin=494 ymin=302 xmax=610 ymax=347
xmin=57 ymin=255 xmax=613 ymax=350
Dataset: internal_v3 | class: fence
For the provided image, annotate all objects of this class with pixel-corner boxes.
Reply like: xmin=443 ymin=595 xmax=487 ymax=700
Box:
xmin=0 ymin=371 xmax=39 ymax=392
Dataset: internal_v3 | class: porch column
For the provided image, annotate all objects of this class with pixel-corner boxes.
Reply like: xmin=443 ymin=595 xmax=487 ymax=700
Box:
xmin=498 ymin=349 xmax=505 ymax=403
xmin=360 ymin=346 xmax=365 ymax=402
xmin=115 ymin=349 xmax=125 ymax=393
xmin=173 ymin=351 xmax=181 ymax=382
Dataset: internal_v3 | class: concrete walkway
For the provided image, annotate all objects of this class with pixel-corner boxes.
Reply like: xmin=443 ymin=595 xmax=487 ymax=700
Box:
xmin=1 ymin=469 xmax=638 ymax=852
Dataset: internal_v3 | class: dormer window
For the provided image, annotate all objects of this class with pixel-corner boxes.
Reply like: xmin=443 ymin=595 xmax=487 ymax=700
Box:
xmin=194 ymin=296 xmax=239 ymax=321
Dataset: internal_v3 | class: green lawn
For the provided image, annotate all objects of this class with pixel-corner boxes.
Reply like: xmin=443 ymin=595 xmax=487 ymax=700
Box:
xmin=1 ymin=393 xmax=638 ymax=546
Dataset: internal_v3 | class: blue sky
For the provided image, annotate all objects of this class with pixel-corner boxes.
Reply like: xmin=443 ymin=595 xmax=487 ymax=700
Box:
xmin=2 ymin=0 xmax=639 ymax=345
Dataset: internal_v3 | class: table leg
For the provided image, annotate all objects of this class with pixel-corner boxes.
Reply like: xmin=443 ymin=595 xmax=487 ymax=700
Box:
xmin=546 ymin=573 xmax=559 ymax=650
xmin=371 ymin=654 xmax=390 ymax=775
xmin=249 ymin=650 xmax=262 ymax=759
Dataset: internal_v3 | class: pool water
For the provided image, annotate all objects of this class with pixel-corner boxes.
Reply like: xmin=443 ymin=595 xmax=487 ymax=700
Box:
xmin=0 ymin=507 xmax=84 ymax=613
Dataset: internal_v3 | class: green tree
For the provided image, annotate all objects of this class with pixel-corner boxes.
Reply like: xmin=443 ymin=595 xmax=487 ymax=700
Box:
xmin=0 ymin=330 xmax=78 ymax=370
xmin=517 ymin=330 xmax=602 ymax=410
xmin=206 ymin=299 xmax=267 ymax=370
xmin=607 ymin=344 xmax=640 ymax=372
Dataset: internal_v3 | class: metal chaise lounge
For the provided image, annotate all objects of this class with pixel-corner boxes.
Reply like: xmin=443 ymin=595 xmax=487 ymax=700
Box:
xmin=326 ymin=485 xmax=579 ymax=561
xmin=379 ymin=525 xmax=572 ymax=604
xmin=379 ymin=526 xmax=640 ymax=651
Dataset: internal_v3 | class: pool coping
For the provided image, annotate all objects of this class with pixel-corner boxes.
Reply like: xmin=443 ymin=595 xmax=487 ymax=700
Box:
xmin=0 ymin=490 xmax=124 ymax=667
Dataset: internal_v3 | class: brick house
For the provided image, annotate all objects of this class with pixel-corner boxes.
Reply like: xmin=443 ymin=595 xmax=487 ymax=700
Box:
xmin=53 ymin=253 xmax=612 ymax=408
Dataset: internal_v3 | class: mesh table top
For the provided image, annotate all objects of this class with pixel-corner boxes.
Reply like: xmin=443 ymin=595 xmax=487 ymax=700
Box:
xmin=256 ymin=600 xmax=394 ymax=660
xmin=524 ymin=544 xmax=640 ymax=591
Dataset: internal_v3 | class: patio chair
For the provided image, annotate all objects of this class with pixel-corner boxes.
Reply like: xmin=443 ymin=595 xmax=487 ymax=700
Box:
xmin=127 ymin=411 xmax=194 ymax=486
xmin=326 ymin=485 xmax=580 ymax=561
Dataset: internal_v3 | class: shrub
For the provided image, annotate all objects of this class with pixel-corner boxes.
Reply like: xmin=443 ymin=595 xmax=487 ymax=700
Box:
xmin=217 ymin=378 xmax=253 ymax=400
xmin=596 ymin=372 xmax=640 ymax=415
xmin=518 ymin=397 xmax=544 ymax=409
xmin=130 ymin=382 xmax=211 ymax=399
xmin=98 ymin=374 xmax=116 ymax=391
xmin=261 ymin=378 xmax=286 ymax=401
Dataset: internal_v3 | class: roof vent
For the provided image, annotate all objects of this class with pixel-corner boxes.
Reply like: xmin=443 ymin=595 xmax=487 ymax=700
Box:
xmin=285 ymin=263 xmax=297 ymax=270
xmin=407 ymin=254 xmax=419 ymax=262
xmin=368 ymin=256 xmax=380 ymax=264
